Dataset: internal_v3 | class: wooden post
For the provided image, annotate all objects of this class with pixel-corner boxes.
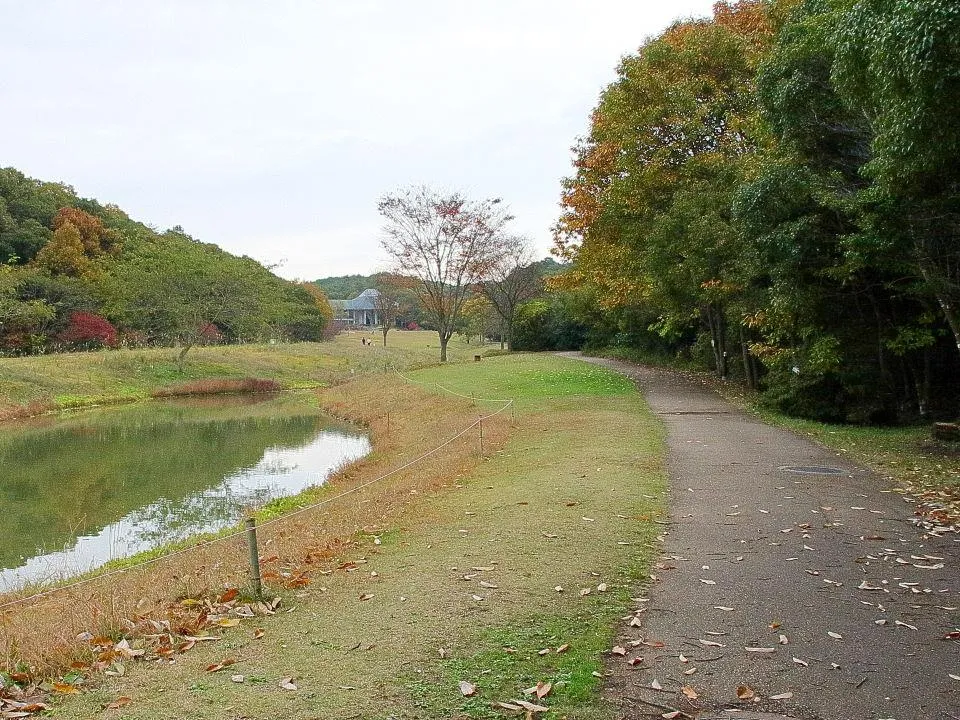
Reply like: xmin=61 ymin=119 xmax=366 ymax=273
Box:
xmin=245 ymin=517 xmax=263 ymax=599
xmin=478 ymin=415 xmax=484 ymax=456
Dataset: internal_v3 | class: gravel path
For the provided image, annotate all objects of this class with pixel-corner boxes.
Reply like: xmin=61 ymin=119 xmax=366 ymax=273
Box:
xmin=567 ymin=354 xmax=959 ymax=720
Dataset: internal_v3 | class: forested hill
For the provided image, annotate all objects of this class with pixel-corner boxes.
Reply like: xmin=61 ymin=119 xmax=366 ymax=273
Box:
xmin=0 ymin=167 xmax=332 ymax=357
xmin=314 ymin=274 xmax=380 ymax=299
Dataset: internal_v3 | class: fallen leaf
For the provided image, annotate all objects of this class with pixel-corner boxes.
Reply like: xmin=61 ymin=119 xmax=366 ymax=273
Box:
xmin=513 ymin=699 xmax=549 ymax=712
xmin=216 ymin=618 xmax=240 ymax=628
xmin=555 ymin=643 xmax=570 ymax=654
xmin=699 ymin=639 xmax=725 ymax=647
xmin=714 ymin=606 xmax=734 ymax=612
xmin=681 ymin=686 xmax=698 ymax=699
xmin=537 ymin=648 xmax=551 ymax=656
xmin=253 ymin=628 xmax=265 ymax=639
xmin=662 ymin=712 xmax=682 ymax=719
xmin=438 ymin=647 xmax=449 ymax=659
xmin=231 ymin=675 xmax=245 ymax=683
xmin=219 ymin=588 xmax=239 ymax=603
xmin=827 ymin=631 xmax=843 ymax=639
xmin=497 ymin=701 xmax=524 ymax=711
xmin=359 ymin=593 xmax=374 ymax=601
xmin=52 ymin=683 xmax=81 ymax=695
xmin=105 ymin=697 xmax=132 ymax=709
xmin=611 ymin=645 xmax=627 ymax=656
xmin=628 ymin=657 xmax=643 ymax=666
xmin=779 ymin=634 xmax=789 ymax=645
xmin=651 ymin=679 xmax=662 ymax=690
xmin=579 ymin=588 xmax=591 ymax=596
xmin=479 ymin=580 xmax=498 ymax=589
xmin=770 ymin=691 xmax=794 ymax=700
xmin=737 ymin=685 xmax=755 ymax=700
xmin=792 ymin=657 xmax=808 ymax=667
xmin=205 ymin=658 xmax=237 ymax=673
xmin=279 ymin=677 xmax=298 ymax=691
xmin=744 ymin=647 xmax=775 ymax=653
xmin=458 ymin=680 xmax=477 ymax=697
xmin=699 ymin=579 xmax=716 ymax=585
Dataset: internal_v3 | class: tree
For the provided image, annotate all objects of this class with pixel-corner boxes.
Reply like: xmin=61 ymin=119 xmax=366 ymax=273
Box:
xmin=378 ymin=186 xmax=512 ymax=361
xmin=371 ymin=277 xmax=406 ymax=347
xmin=481 ymin=238 xmax=541 ymax=350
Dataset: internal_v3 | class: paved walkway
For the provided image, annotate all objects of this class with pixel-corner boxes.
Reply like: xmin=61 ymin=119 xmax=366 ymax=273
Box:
xmin=569 ymin=355 xmax=959 ymax=720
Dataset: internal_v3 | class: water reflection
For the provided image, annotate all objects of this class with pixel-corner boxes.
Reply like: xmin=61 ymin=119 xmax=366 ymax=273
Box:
xmin=0 ymin=394 xmax=370 ymax=591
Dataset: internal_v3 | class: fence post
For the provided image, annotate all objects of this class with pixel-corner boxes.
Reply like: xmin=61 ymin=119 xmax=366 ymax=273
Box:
xmin=478 ymin=415 xmax=484 ymax=456
xmin=245 ymin=517 xmax=263 ymax=599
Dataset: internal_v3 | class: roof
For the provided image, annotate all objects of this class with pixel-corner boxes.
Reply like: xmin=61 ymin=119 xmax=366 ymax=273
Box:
xmin=344 ymin=288 xmax=381 ymax=311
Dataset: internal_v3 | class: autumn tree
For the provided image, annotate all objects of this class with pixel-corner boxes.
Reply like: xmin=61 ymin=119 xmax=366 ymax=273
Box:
xmin=480 ymin=237 xmax=541 ymax=350
xmin=378 ymin=186 xmax=511 ymax=361
xmin=371 ymin=276 xmax=407 ymax=347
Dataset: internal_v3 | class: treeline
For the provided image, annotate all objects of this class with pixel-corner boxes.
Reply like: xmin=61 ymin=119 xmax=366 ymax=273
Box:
xmin=0 ymin=168 xmax=332 ymax=363
xmin=551 ymin=0 xmax=960 ymax=423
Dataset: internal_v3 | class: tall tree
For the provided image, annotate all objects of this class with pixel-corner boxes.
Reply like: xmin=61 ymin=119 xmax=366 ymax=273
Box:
xmin=371 ymin=277 xmax=406 ymax=347
xmin=378 ymin=186 xmax=511 ymax=361
xmin=481 ymin=238 xmax=541 ymax=350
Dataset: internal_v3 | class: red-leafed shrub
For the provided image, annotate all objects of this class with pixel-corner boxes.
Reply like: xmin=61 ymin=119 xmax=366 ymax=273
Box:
xmin=150 ymin=378 xmax=282 ymax=398
xmin=58 ymin=312 xmax=117 ymax=349
xmin=406 ymin=322 xmax=421 ymax=331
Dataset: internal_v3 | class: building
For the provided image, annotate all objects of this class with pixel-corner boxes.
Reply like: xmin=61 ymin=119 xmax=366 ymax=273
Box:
xmin=338 ymin=288 xmax=382 ymax=327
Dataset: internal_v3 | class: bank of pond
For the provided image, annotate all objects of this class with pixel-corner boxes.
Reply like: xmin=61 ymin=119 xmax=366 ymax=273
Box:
xmin=0 ymin=392 xmax=370 ymax=591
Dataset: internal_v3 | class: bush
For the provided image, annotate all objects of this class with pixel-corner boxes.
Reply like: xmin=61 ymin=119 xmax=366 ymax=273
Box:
xmin=57 ymin=311 xmax=117 ymax=349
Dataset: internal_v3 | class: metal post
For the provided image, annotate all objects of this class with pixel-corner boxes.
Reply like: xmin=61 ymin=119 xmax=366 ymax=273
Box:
xmin=245 ymin=517 xmax=263 ymax=599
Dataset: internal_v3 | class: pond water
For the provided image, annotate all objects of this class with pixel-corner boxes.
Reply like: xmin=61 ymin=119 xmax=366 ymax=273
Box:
xmin=0 ymin=393 xmax=370 ymax=591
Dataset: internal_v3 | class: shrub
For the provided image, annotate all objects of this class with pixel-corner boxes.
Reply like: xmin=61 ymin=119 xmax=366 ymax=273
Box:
xmin=57 ymin=311 xmax=117 ymax=349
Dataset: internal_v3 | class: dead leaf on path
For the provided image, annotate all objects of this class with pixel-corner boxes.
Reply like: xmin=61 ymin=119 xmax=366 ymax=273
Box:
xmin=497 ymin=701 xmax=524 ymax=711
xmin=949 ymin=674 xmax=960 ymax=681
xmin=699 ymin=579 xmax=716 ymax=585
xmin=611 ymin=645 xmax=628 ymax=656
xmin=597 ymin=583 xmax=608 ymax=592
xmin=858 ymin=581 xmax=882 ymax=591
xmin=219 ymin=588 xmax=239 ymax=604
xmin=651 ymin=679 xmax=663 ymax=690
xmin=359 ymin=593 xmax=374 ymax=601
xmin=279 ymin=677 xmax=298 ymax=691
xmin=458 ymin=680 xmax=477 ymax=697
xmin=895 ymin=620 xmax=918 ymax=630
xmin=439 ymin=647 xmax=449 ymax=658
xmin=714 ymin=606 xmax=734 ymax=611
xmin=662 ymin=712 xmax=682 ymax=719
xmin=52 ymin=683 xmax=81 ymax=695
xmin=472 ymin=566 xmax=495 ymax=571
xmin=479 ymin=580 xmax=498 ymax=589
xmin=554 ymin=586 xmax=564 ymax=592
xmin=745 ymin=647 xmax=775 ymax=653
xmin=684 ymin=667 xmax=698 ymax=675
xmin=537 ymin=648 xmax=551 ymax=656
xmin=770 ymin=691 xmax=793 ymax=700
xmin=216 ymin=618 xmax=240 ymax=628
xmin=543 ymin=532 xmax=559 ymax=539
xmin=579 ymin=588 xmax=591 ymax=596
xmin=105 ymin=696 xmax=132 ymax=710
xmin=253 ymin=628 xmax=265 ymax=639
xmin=231 ymin=675 xmax=244 ymax=683
xmin=699 ymin=639 xmax=725 ymax=648
xmin=792 ymin=657 xmax=808 ymax=667
xmin=828 ymin=631 xmax=843 ymax=639
xmin=736 ymin=685 xmax=755 ymax=700
xmin=556 ymin=644 xmax=570 ymax=653
xmin=779 ymin=634 xmax=789 ymax=645
xmin=681 ymin=686 xmax=698 ymax=700
xmin=678 ymin=654 xmax=688 ymax=663
xmin=628 ymin=657 xmax=643 ymax=666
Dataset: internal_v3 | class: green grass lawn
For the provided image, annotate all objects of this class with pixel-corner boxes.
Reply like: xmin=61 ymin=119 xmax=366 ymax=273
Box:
xmin=51 ymin=353 xmax=666 ymax=719
xmin=0 ymin=330 xmax=494 ymax=409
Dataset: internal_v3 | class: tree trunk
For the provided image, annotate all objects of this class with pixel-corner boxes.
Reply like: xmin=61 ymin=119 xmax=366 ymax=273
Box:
xmin=176 ymin=342 xmax=193 ymax=373
xmin=439 ymin=334 xmax=449 ymax=362
xmin=918 ymin=254 xmax=960 ymax=357
xmin=739 ymin=325 xmax=758 ymax=390
xmin=382 ymin=327 xmax=388 ymax=347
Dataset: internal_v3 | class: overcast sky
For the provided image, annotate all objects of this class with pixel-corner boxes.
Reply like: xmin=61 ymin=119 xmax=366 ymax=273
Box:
xmin=2 ymin=1 xmax=716 ymax=281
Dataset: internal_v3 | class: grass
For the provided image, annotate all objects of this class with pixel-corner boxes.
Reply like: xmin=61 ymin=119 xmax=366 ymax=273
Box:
xmin=41 ymin=353 xmax=666 ymax=719
xmin=0 ymin=330 xmax=491 ymax=413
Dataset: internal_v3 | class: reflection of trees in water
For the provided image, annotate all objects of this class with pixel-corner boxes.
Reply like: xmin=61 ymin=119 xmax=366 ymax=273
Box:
xmin=0 ymin=397 xmax=364 ymax=570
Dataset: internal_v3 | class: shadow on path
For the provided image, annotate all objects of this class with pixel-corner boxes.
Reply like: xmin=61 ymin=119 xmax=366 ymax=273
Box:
xmin=564 ymin=353 xmax=959 ymax=720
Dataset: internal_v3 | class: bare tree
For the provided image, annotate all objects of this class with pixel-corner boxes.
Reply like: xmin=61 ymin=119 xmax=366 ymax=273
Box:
xmin=371 ymin=275 xmax=406 ymax=347
xmin=378 ymin=186 xmax=511 ymax=361
xmin=481 ymin=237 xmax=541 ymax=350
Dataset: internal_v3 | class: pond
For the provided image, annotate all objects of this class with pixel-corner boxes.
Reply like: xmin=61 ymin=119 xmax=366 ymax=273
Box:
xmin=0 ymin=393 xmax=371 ymax=591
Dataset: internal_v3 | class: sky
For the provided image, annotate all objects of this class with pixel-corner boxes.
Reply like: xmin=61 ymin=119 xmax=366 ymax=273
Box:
xmin=1 ymin=0 xmax=717 ymax=281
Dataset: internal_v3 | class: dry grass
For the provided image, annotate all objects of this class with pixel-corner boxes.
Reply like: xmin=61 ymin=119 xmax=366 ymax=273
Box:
xmin=149 ymin=378 xmax=282 ymax=397
xmin=0 ymin=371 xmax=510 ymax=677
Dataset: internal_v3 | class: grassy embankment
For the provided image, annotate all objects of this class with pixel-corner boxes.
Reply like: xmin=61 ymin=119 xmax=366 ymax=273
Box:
xmin=4 ymin=349 xmax=666 ymax=719
xmin=0 ymin=330 xmax=485 ymax=415
xmin=594 ymin=347 xmax=960 ymax=494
